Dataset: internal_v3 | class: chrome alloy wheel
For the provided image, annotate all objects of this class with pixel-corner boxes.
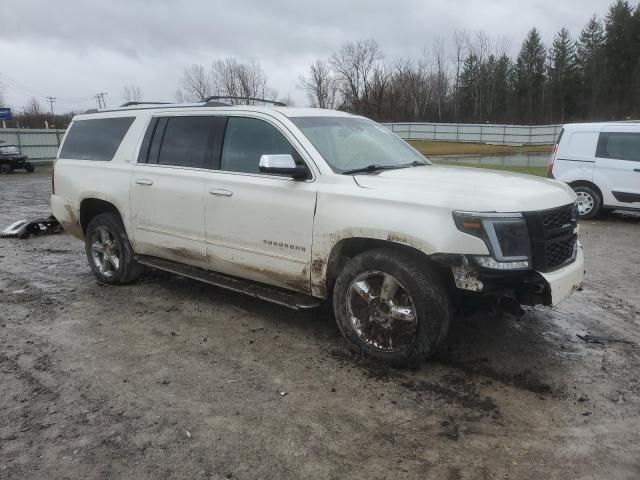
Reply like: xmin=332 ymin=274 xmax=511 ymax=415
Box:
xmin=576 ymin=191 xmax=594 ymax=216
xmin=346 ymin=271 xmax=418 ymax=352
xmin=90 ymin=226 xmax=120 ymax=277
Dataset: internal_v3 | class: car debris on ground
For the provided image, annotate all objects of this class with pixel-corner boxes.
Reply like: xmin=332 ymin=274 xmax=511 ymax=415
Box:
xmin=1 ymin=215 xmax=63 ymax=239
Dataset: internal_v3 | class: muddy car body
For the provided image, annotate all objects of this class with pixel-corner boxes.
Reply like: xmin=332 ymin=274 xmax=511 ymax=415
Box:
xmin=51 ymin=99 xmax=584 ymax=366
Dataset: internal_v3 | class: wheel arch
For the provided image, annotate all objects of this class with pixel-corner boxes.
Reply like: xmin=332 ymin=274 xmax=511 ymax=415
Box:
xmin=313 ymin=236 xmax=435 ymax=299
xmin=79 ymin=198 xmax=125 ymax=234
xmin=569 ymin=180 xmax=603 ymax=197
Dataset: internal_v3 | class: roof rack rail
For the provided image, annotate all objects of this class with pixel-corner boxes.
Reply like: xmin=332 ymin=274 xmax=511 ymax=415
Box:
xmin=202 ymin=96 xmax=286 ymax=107
xmin=119 ymin=101 xmax=172 ymax=107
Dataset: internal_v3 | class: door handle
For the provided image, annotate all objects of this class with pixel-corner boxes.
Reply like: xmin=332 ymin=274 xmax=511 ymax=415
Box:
xmin=135 ymin=179 xmax=154 ymax=186
xmin=208 ymin=188 xmax=233 ymax=197
xmin=634 ymin=169 xmax=640 ymax=172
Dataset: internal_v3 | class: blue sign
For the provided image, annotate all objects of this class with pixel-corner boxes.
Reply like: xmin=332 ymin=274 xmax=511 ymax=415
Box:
xmin=0 ymin=108 xmax=12 ymax=120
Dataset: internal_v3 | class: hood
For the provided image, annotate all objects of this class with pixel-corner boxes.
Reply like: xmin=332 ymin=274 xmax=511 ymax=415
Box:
xmin=353 ymin=164 xmax=575 ymax=212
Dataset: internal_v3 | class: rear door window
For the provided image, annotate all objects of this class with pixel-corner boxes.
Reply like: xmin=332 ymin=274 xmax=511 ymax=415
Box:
xmin=59 ymin=117 xmax=134 ymax=161
xmin=596 ymin=132 xmax=640 ymax=162
xmin=142 ymin=116 xmax=226 ymax=169
xmin=220 ymin=117 xmax=298 ymax=174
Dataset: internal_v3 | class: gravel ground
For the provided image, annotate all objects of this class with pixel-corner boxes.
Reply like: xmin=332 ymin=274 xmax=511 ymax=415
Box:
xmin=1 ymin=170 xmax=639 ymax=480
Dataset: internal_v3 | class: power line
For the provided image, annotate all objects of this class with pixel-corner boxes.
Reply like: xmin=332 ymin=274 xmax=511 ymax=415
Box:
xmin=0 ymin=74 xmax=96 ymax=103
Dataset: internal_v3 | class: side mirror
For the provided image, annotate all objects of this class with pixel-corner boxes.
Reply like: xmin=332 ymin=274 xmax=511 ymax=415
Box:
xmin=259 ymin=154 xmax=309 ymax=179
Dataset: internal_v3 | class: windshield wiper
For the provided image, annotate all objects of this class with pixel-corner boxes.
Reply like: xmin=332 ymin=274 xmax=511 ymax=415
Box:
xmin=341 ymin=164 xmax=407 ymax=175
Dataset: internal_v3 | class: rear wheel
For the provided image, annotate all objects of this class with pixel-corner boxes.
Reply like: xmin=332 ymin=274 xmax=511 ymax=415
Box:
xmin=0 ymin=163 xmax=11 ymax=174
xmin=332 ymin=248 xmax=451 ymax=367
xmin=24 ymin=162 xmax=34 ymax=173
xmin=85 ymin=213 xmax=143 ymax=285
xmin=573 ymin=184 xmax=601 ymax=220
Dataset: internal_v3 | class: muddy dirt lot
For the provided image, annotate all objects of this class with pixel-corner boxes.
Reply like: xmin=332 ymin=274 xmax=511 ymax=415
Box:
xmin=1 ymin=170 xmax=639 ymax=480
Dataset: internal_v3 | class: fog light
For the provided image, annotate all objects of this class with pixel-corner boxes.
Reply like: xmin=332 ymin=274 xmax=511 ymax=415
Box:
xmin=474 ymin=256 xmax=529 ymax=270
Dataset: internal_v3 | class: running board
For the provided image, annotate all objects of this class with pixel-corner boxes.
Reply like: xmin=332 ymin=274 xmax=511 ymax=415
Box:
xmin=135 ymin=255 xmax=322 ymax=310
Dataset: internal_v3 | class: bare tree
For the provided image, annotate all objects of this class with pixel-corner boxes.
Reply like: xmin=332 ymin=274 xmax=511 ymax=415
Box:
xmin=24 ymin=97 xmax=43 ymax=117
xmin=432 ymin=38 xmax=449 ymax=121
xmin=211 ymin=58 xmax=275 ymax=103
xmin=175 ymin=88 xmax=187 ymax=103
xmin=121 ymin=84 xmax=143 ymax=103
xmin=178 ymin=64 xmax=212 ymax=101
xmin=298 ymin=60 xmax=337 ymax=109
xmin=452 ymin=30 xmax=469 ymax=120
xmin=212 ymin=57 xmax=240 ymax=98
xmin=330 ymin=38 xmax=384 ymax=114
xmin=368 ymin=64 xmax=391 ymax=119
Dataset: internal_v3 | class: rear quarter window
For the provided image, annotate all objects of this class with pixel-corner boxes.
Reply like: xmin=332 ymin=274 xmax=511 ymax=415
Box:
xmin=59 ymin=117 xmax=135 ymax=161
xmin=563 ymin=131 xmax=599 ymax=159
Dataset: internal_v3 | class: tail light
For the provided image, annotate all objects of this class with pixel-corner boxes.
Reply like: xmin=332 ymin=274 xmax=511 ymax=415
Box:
xmin=547 ymin=144 xmax=558 ymax=178
xmin=548 ymin=128 xmax=564 ymax=178
xmin=51 ymin=160 xmax=56 ymax=194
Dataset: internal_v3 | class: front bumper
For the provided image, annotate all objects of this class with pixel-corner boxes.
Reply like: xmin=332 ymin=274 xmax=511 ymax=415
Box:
xmin=439 ymin=242 xmax=584 ymax=307
xmin=538 ymin=242 xmax=584 ymax=305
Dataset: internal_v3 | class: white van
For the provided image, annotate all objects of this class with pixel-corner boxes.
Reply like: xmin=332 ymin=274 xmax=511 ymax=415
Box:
xmin=548 ymin=122 xmax=640 ymax=219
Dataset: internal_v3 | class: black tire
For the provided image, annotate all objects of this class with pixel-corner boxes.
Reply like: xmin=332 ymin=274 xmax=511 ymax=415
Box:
xmin=84 ymin=212 xmax=144 ymax=285
xmin=0 ymin=163 xmax=11 ymax=174
xmin=573 ymin=184 xmax=602 ymax=220
xmin=24 ymin=162 xmax=34 ymax=173
xmin=332 ymin=248 xmax=451 ymax=367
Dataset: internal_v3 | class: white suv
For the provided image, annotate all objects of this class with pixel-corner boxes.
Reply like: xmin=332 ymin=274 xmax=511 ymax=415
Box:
xmin=51 ymin=98 xmax=584 ymax=366
xmin=548 ymin=122 xmax=640 ymax=219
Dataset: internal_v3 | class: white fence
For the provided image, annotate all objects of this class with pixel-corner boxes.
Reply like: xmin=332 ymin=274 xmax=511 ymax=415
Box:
xmin=0 ymin=123 xmax=561 ymax=160
xmin=383 ymin=123 xmax=561 ymax=145
xmin=0 ymin=128 xmax=65 ymax=159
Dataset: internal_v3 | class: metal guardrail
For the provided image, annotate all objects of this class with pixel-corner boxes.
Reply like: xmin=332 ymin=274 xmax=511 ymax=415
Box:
xmin=0 ymin=128 xmax=66 ymax=159
xmin=382 ymin=122 xmax=561 ymax=145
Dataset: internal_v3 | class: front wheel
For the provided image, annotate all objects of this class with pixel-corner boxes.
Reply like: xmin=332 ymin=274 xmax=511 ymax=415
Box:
xmin=0 ymin=163 xmax=11 ymax=174
xmin=332 ymin=248 xmax=451 ymax=367
xmin=24 ymin=162 xmax=34 ymax=173
xmin=85 ymin=213 xmax=143 ymax=285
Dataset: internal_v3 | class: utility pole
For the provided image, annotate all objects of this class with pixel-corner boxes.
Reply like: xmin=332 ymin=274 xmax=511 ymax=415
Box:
xmin=95 ymin=93 xmax=108 ymax=109
xmin=45 ymin=96 xmax=56 ymax=126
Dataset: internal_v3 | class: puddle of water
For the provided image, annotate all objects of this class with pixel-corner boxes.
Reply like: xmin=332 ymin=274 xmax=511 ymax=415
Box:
xmin=430 ymin=152 xmax=550 ymax=167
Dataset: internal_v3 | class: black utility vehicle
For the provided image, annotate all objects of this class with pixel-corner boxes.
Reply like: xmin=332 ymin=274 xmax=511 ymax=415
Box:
xmin=0 ymin=143 xmax=34 ymax=174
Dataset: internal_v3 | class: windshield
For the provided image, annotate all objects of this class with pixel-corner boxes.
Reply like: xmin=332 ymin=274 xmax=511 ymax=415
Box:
xmin=0 ymin=145 xmax=20 ymax=155
xmin=290 ymin=116 xmax=429 ymax=173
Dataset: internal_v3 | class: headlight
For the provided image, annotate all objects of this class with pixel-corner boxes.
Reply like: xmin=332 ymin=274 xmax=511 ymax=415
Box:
xmin=453 ymin=211 xmax=531 ymax=270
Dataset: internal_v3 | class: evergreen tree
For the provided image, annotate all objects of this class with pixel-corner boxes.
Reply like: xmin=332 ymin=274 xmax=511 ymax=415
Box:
xmin=577 ymin=16 xmax=606 ymax=118
xmin=515 ymin=28 xmax=546 ymax=124
xmin=548 ymin=27 xmax=579 ymax=122
xmin=493 ymin=55 xmax=514 ymax=123
xmin=459 ymin=54 xmax=482 ymax=121
xmin=604 ymin=0 xmax=638 ymax=118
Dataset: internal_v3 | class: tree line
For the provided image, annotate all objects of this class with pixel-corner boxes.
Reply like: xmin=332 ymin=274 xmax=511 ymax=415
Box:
xmin=296 ymin=0 xmax=640 ymax=124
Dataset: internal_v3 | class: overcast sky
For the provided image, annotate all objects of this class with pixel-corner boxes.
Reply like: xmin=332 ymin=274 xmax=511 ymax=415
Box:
xmin=0 ymin=0 xmax=611 ymax=113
